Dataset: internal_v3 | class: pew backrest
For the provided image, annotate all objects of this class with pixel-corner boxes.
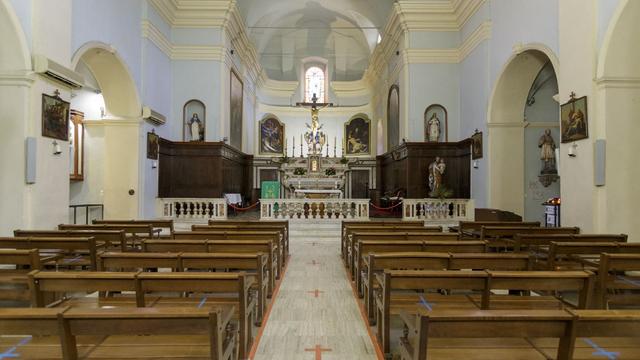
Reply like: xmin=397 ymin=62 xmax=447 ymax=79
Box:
xmin=93 ymin=219 xmax=174 ymax=236
xmin=448 ymin=253 xmax=532 ymax=270
xmin=0 ymin=249 xmax=41 ymax=270
xmin=0 ymin=237 xmax=101 ymax=270
xmin=14 ymin=230 xmax=127 ymax=252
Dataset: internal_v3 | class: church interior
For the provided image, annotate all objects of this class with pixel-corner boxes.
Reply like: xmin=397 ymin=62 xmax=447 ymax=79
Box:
xmin=1 ymin=0 xmax=639 ymax=359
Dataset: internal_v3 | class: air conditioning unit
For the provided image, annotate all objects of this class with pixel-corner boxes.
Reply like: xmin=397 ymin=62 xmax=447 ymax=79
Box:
xmin=142 ymin=106 xmax=166 ymax=125
xmin=33 ymin=54 xmax=84 ymax=89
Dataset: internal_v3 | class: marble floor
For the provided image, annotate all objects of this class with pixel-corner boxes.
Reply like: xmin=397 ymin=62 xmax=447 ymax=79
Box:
xmin=251 ymin=220 xmax=380 ymax=360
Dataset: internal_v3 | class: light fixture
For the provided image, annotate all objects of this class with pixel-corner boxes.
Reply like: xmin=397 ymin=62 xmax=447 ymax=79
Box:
xmin=568 ymin=142 xmax=578 ymax=157
xmin=473 ymin=160 xmax=479 ymax=169
xmin=52 ymin=140 xmax=62 ymax=155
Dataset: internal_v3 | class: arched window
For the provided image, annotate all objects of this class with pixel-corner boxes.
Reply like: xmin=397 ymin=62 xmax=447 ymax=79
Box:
xmin=304 ymin=66 xmax=325 ymax=103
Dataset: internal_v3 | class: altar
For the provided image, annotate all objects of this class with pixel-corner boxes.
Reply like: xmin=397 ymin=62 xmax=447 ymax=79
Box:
xmin=294 ymin=189 xmax=342 ymax=199
xmin=281 ymin=156 xmax=348 ymax=198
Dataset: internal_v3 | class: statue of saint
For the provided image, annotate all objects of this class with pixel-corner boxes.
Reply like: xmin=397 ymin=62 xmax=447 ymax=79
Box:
xmin=428 ymin=157 xmax=446 ymax=195
xmin=538 ymin=129 xmax=557 ymax=174
xmin=188 ymin=113 xmax=202 ymax=141
xmin=427 ymin=113 xmax=441 ymax=142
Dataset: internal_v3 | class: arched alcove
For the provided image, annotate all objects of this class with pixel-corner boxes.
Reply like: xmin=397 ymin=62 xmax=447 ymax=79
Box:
xmin=487 ymin=45 xmax=559 ymax=216
xmin=0 ymin=1 xmax=32 ymax=234
xmin=596 ymin=0 xmax=640 ymax=241
xmin=69 ymin=43 xmax=142 ymax=219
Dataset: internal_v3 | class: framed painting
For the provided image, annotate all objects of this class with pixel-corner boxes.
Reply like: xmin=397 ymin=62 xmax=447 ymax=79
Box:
xmin=183 ymin=99 xmax=206 ymax=142
xmin=147 ymin=131 xmax=159 ymax=160
xmin=424 ymin=104 xmax=448 ymax=142
xmin=259 ymin=116 xmax=285 ymax=155
xmin=230 ymin=69 xmax=243 ymax=150
xmin=387 ymin=85 xmax=399 ymax=150
xmin=345 ymin=116 xmax=371 ymax=156
xmin=42 ymin=93 xmax=70 ymax=141
xmin=471 ymin=130 xmax=483 ymax=159
xmin=560 ymin=95 xmax=588 ymax=143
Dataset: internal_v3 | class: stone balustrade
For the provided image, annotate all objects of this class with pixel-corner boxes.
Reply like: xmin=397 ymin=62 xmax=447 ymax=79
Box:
xmin=260 ymin=198 xmax=369 ymax=220
xmin=158 ymin=198 xmax=227 ymax=221
xmin=402 ymin=198 xmax=475 ymax=225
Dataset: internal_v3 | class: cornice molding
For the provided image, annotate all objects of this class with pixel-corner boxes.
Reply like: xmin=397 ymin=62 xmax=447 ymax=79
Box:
xmin=149 ymin=0 xmax=230 ymax=28
xmin=142 ymin=20 xmax=225 ymax=61
xmin=396 ymin=0 xmax=486 ymax=31
xmin=0 ymin=71 xmax=35 ymax=87
xmin=596 ymin=76 xmax=640 ymax=89
xmin=524 ymin=121 xmax=560 ymax=128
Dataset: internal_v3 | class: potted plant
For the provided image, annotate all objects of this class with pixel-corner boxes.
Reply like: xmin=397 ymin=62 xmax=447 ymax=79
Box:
xmin=429 ymin=186 xmax=453 ymax=199
xmin=325 ymin=167 xmax=337 ymax=176
xmin=293 ymin=167 xmax=307 ymax=176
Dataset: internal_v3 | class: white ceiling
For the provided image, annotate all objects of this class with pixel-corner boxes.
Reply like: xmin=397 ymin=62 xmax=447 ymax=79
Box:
xmin=236 ymin=0 xmax=393 ymax=81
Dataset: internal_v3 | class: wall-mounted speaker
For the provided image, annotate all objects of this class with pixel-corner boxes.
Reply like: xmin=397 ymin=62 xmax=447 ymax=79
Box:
xmin=26 ymin=137 xmax=37 ymax=184
xmin=594 ymin=139 xmax=606 ymax=186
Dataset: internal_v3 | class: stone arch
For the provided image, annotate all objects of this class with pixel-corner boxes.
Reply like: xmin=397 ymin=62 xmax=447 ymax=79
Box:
xmin=595 ymin=0 xmax=640 ymax=240
xmin=487 ymin=44 xmax=559 ymax=216
xmin=71 ymin=42 xmax=141 ymax=118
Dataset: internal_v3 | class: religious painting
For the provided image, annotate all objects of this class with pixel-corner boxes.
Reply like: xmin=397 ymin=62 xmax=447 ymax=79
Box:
xmin=42 ymin=92 xmax=70 ymax=141
xmin=147 ymin=131 xmax=159 ymax=160
xmin=560 ymin=95 xmax=588 ymax=143
xmin=69 ymin=110 xmax=85 ymax=181
xmin=344 ymin=116 xmax=370 ymax=156
xmin=471 ymin=131 xmax=483 ymax=160
xmin=387 ymin=85 xmax=400 ymax=150
xmin=183 ymin=100 xmax=206 ymax=142
xmin=424 ymin=104 xmax=448 ymax=142
xmin=230 ymin=69 xmax=243 ymax=150
xmin=259 ymin=116 xmax=285 ymax=155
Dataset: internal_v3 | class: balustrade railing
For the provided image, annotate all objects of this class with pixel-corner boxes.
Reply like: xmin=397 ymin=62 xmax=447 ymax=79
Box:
xmin=260 ymin=199 xmax=369 ymax=220
xmin=403 ymin=198 xmax=475 ymax=224
xmin=159 ymin=198 xmax=227 ymax=221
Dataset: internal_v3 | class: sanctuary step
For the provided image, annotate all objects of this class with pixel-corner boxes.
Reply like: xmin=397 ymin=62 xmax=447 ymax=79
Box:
xmin=289 ymin=219 xmax=342 ymax=240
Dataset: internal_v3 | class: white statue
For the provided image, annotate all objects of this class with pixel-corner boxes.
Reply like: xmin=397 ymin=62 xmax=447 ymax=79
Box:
xmin=538 ymin=129 xmax=557 ymax=174
xmin=428 ymin=157 xmax=446 ymax=195
xmin=427 ymin=113 xmax=441 ymax=142
xmin=189 ymin=113 xmax=201 ymax=141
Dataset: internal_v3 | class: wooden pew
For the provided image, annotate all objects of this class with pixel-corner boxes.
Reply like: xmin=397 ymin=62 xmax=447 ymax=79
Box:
xmin=28 ymin=270 xmax=255 ymax=359
xmin=58 ymin=223 xmax=160 ymax=241
xmin=374 ymin=269 xmax=593 ymax=354
xmin=512 ymin=233 xmax=628 ymax=252
xmin=348 ymin=231 xmax=456 ymax=275
xmin=14 ymin=229 xmax=127 ymax=252
xmin=0 ymin=307 xmax=237 ymax=360
xmin=480 ymin=226 xmax=580 ymax=248
xmin=341 ymin=221 xmax=427 ymax=259
xmin=399 ymin=309 xmax=575 ymax=360
xmin=196 ymin=223 xmax=288 ymax=258
xmin=448 ymin=253 xmax=532 ymax=271
xmin=174 ymin=231 xmax=283 ymax=278
xmin=0 ymin=249 xmax=42 ymax=302
xmin=538 ymin=242 xmax=621 ymax=271
xmin=142 ymin=239 xmax=276 ymax=297
xmin=209 ymin=219 xmax=289 ymax=247
xmin=0 ymin=237 xmax=103 ymax=270
xmin=362 ymin=252 xmax=449 ymax=323
xmin=569 ymin=309 xmax=640 ymax=359
xmin=455 ymin=220 xmax=541 ymax=239
xmin=99 ymin=252 xmax=180 ymax=271
xmin=596 ymin=253 xmax=640 ymax=309
xmin=93 ymin=219 xmax=175 ymax=237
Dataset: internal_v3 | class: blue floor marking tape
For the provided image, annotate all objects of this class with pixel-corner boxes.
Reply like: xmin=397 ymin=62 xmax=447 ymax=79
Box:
xmin=616 ymin=275 xmax=640 ymax=288
xmin=0 ymin=336 xmax=33 ymax=359
xmin=197 ymin=295 xmax=208 ymax=309
xmin=418 ymin=295 xmax=433 ymax=311
xmin=583 ymin=338 xmax=620 ymax=359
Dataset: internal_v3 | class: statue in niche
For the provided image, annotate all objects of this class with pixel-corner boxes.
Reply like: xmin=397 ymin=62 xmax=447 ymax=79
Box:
xmin=427 ymin=113 xmax=441 ymax=142
xmin=538 ymin=129 xmax=557 ymax=174
xmin=428 ymin=157 xmax=446 ymax=195
xmin=538 ymin=129 xmax=559 ymax=187
xmin=188 ymin=113 xmax=202 ymax=141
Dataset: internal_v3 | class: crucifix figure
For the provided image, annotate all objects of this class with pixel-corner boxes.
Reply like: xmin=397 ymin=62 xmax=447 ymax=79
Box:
xmin=296 ymin=94 xmax=333 ymax=155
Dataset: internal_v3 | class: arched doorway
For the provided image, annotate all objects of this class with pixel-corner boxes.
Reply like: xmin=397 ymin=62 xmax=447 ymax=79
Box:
xmin=487 ymin=46 xmax=560 ymax=217
xmin=597 ymin=0 xmax=640 ymax=240
xmin=70 ymin=43 xmax=142 ymax=220
xmin=0 ymin=1 xmax=32 ymax=234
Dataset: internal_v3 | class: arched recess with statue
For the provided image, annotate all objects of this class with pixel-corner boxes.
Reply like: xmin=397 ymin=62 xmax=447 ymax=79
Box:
xmin=69 ymin=42 xmax=143 ymax=219
xmin=487 ymin=45 xmax=561 ymax=220
xmin=0 ymin=1 xmax=32 ymax=234
xmin=596 ymin=0 xmax=640 ymax=242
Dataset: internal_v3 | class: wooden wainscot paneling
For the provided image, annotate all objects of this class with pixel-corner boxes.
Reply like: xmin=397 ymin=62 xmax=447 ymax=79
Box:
xmin=376 ymin=141 xmax=472 ymax=199
xmin=159 ymin=140 xmax=253 ymax=199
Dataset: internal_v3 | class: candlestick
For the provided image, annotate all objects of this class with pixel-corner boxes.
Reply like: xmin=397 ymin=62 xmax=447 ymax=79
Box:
xmin=292 ymin=136 xmax=295 ymax=157
xmin=284 ymin=138 xmax=288 ymax=156
xmin=300 ymin=134 xmax=303 ymax=158
xmin=334 ymin=136 xmax=337 ymax=157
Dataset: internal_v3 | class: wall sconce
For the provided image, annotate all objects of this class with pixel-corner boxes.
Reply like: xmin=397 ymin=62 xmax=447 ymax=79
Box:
xmin=52 ymin=140 xmax=62 ymax=155
xmin=152 ymin=160 xmax=158 ymax=169
xmin=473 ymin=160 xmax=479 ymax=169
xmin=568 ymin=142 xmax=578 ymax=157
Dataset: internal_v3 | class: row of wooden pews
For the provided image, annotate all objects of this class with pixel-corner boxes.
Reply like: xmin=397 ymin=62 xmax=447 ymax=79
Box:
xmin=343 ymin=220 xmax=640 ymax=358
xmin=0 ymin=219 xmax=289 ymax=360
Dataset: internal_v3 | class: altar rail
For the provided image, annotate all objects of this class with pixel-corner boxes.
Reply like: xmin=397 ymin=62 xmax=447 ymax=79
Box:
xmin=158 ymin=198 xmax=227 ymax=221
xmin=403 ymin=198 xmax=475 ymax=224
xmin=260 ymin=199 xmax=369 ymax=220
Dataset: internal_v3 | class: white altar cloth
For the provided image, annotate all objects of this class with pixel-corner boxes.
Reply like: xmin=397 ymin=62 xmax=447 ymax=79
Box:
xmin=294 ymin=189 xmax=343 ymax=199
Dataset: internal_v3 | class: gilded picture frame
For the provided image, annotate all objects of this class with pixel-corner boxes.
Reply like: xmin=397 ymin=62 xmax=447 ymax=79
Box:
xmin=344 ymin=115 xmax=371 ymax=156
xmin=42 ymin=93 xmax=70 ymax=141
xmin=259 ymin=116 xmax=285 ymax=156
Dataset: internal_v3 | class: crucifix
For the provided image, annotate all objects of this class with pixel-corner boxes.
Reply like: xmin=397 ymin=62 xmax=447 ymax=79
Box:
xmin=296 ymin=93 xmax=334 ymax=156
xmin=296 ymin=93 xmax=333 ymax=135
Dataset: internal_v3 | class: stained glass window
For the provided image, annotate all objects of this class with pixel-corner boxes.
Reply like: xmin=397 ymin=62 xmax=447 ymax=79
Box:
xmin=304 ymin=66 xmax=325 ymax=103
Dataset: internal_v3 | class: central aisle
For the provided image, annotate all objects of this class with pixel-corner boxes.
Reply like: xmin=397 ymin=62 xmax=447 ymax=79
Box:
xmin=251 ymin=220 xmax=378 ymax=360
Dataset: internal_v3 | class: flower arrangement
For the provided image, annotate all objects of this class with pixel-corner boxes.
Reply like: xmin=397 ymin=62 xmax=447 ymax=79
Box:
xmin=325 ymin=167 xmax=337 ymax=176
xmin=429 ymin=185 xmax=453 ymax=199
xmin=340 ymin=157 xmax=349 ymax=164
xmin=293 ymin=167 xmax=307 ymax=176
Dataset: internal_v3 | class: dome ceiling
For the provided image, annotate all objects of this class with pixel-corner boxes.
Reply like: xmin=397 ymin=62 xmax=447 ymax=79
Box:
xmin=236 ymin=0 xmax=393 ymax=81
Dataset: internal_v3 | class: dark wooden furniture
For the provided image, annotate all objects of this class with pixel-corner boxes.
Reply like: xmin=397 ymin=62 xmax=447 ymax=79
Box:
xmin=158 ymin=140 xmax=253 ymax=199
xmin=376 ymin=141 xmax=471 ymax=199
